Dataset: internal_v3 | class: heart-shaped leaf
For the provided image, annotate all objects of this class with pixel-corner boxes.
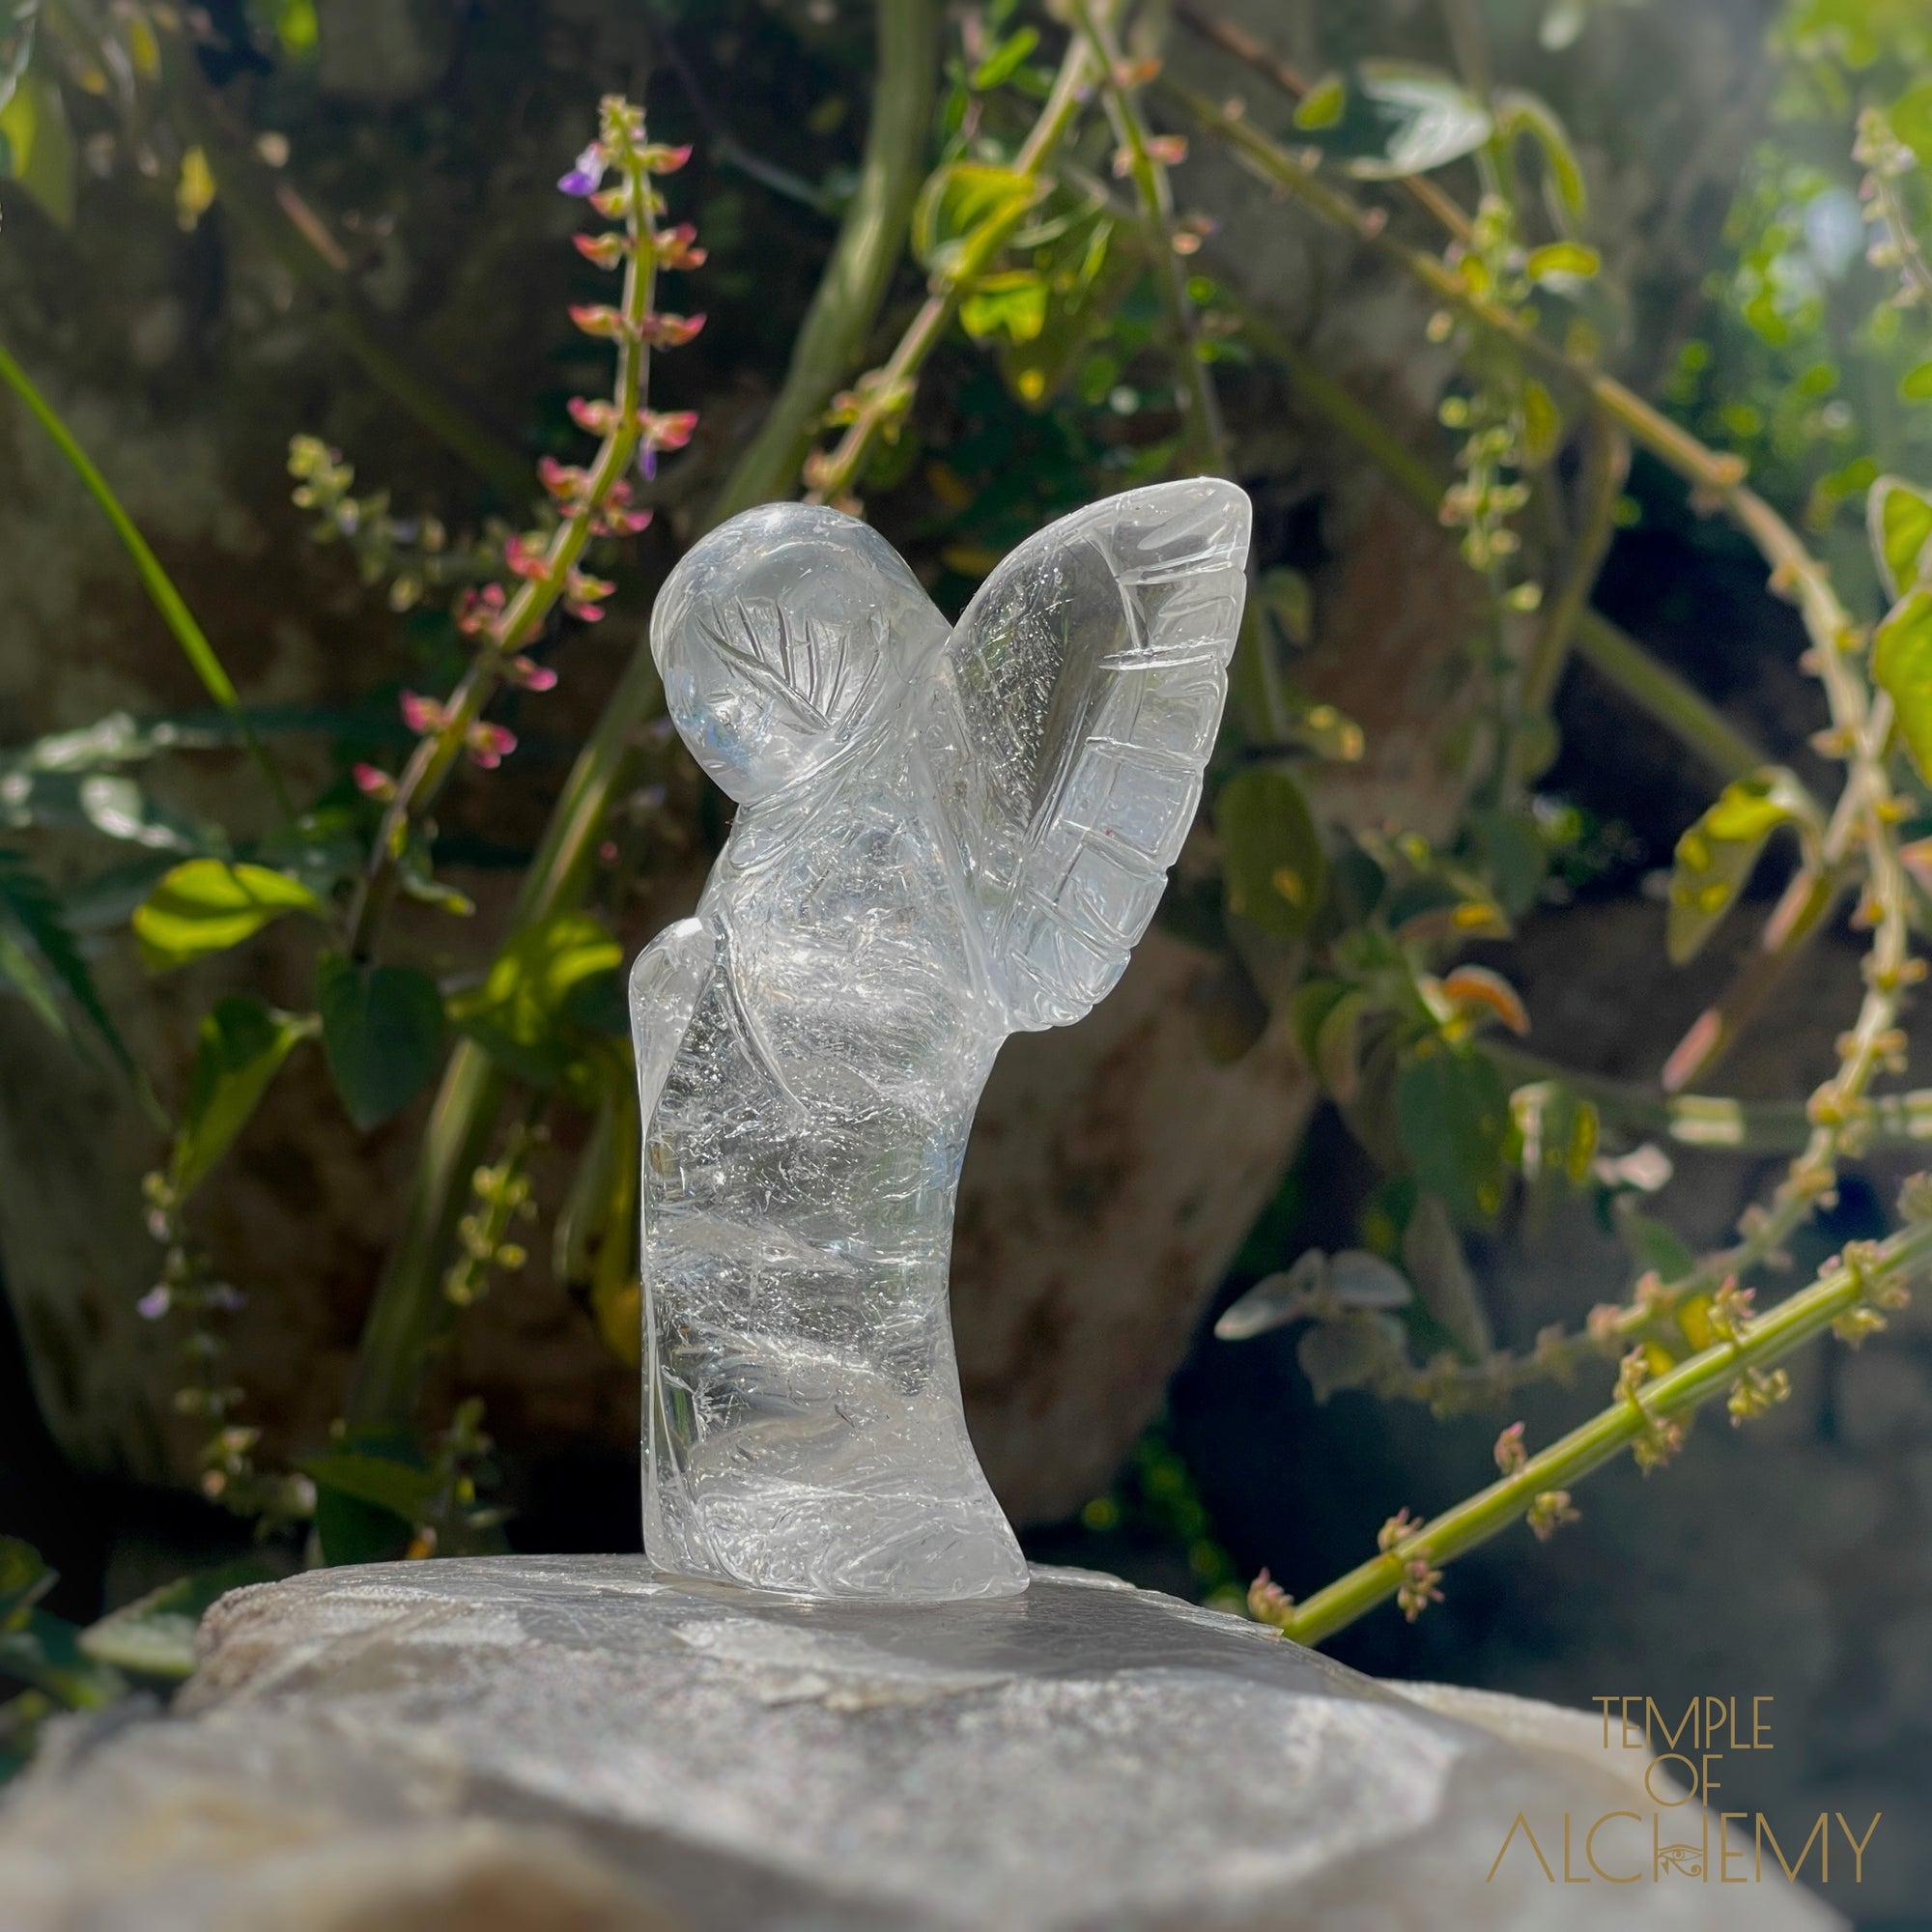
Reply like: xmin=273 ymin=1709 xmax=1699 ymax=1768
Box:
xmin=316 ymin=953 xmax=445 ymax=1129
xmin=1218 ymin=766 xmax=1326 ymax=940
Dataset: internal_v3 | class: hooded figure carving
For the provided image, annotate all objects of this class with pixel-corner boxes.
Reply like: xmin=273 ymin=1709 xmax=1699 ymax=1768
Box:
xmin=631 ymin=481 xmax=1252 ymax=1599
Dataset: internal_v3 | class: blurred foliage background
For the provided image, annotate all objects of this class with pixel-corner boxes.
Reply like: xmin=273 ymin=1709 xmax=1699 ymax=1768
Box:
xmin=4 ymin=0 xmax=1932 ymax=1917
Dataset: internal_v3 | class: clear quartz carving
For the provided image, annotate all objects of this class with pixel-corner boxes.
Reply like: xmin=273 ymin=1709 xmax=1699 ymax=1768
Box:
xmin=630 ymin=480 xmax=1253 ymax=1600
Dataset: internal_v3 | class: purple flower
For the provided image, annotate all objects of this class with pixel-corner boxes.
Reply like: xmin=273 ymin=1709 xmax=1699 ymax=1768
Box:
xmin=558 ymin=143 xmax=609 ymax=198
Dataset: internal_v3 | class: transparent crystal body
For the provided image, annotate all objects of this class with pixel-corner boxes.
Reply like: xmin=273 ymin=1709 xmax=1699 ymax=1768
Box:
xmin=630 ymin=481 xmax=1252 ymax=1600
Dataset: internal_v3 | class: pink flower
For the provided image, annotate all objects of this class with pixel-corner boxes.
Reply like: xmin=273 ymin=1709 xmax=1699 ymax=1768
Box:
xmin=466 ymin=721 xmax=518 ymax=769
xmin=400 ymin=691 xmax=449 ymax=736
xmin=653 ymin=223 xmax=706 ymax=270
xmin=352 ymin=762 xmax=397 ymax=801
xmin=537 ymin=456 xmax=587 ymax=504
xmin=568 ymin=397 xmax=618 ymax=436
xmin=504 ymin=534 xmax=553 ymax=582
xmin=563 ymin=568 xmax=615 ymax=623
xmin=638 ymin=142 xmax=693 ymax=174
xmin=573 ymin=232 xmax=626 ymax=269
xmin=507 ymin=655 xmax=558 ymax=693
xmin=454 ymin=583 xmax=506 ymax=638
xmin=569 ymin=303 xmax=626 ymax=339
xmin=637 ymin=311 xmax=705 ymax=347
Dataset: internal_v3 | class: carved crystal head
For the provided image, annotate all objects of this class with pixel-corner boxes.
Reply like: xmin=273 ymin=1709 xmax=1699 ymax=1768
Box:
xmin=650 ymin=502 xmax=950 ymax=804
xmin=632 ymin=481 xmax=1253 ymax=1600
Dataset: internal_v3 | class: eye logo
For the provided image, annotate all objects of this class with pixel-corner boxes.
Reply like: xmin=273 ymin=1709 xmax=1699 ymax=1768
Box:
xmin=1656 ymin=1842 xmax=1705 ymax=1879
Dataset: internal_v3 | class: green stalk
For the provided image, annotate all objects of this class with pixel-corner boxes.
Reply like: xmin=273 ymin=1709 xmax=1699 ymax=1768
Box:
xmin=805 ymin=24 xmax=1097 ymax=505
xmin=1274 ymin=1220 xmax=1932 ymax=1646
xmin=706 ymin=0 xmax=937 ymax=526
xmin=1222 ymin=294 xmax=1769 ymax=786
xmin=1486 ymin=1042 xmax=1932 ymax=1155
xmin=1067 ymin=0 xmax=1225 ymax=476
xmin=343 ymin=6 xmax=942 ymax=1438
xmin=0 ymin=338 xmax=293 ymax=821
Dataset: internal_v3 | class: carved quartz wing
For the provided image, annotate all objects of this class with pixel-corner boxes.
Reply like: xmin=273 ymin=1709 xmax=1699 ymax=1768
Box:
xmin=915 ymin=479 xmax=1252 ymax=1030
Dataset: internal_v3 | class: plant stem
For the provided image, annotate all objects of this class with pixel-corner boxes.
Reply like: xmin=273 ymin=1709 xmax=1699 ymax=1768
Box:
xmin=344 ymin=156 xmax=667 ymax=964
xmin=705 ymin=0 xmax=938 ymax=526
xmin=1068 ymin=0 xmax=1226 ymax=475
xmin=1274 ymin=1219 xmax=1932 ymax=1646
xmin=1486 ymin=1041 xmax=1932 ymax=1155
xmin=1170 ymin=1 xmax=1473 ymax=242
xmin=804 ymin=27 xmax=1097 ymax=506
xmin=343 ymin=15 xmax=940 ymax=1437
xmin=1519 ymin=413 xmax=1627 ymax=723
xmin=1219 ymin=289 xmax=1770 ymax=784
xmin=0 ymin=338 xmax=293 ymax=822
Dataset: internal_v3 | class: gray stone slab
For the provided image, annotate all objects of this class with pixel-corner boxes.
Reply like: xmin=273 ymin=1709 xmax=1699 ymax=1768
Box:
xmin=0 ymin=1558 xmax=1840 ymax=1930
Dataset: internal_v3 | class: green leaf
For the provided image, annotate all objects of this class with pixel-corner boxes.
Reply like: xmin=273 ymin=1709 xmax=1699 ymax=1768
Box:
xmin=1395 ymin=1040 xmax=1511 ymax=1224
xmin=1314 ymin=988 xmax=1372 ymax=1103
xmin=0 ymin=1537 xmax=52 ymax=1630
xmin=1288 ymin=977 xmax=1350 ymax=1065
xmin=132 ymin=860 xmax=322 ymax=972
xmin=1519 ymin=378 xmax=1563 ymax=467
xmin=1296 ymin=1311 xmax=1406 ymax=1402
xmin=0 ymin=3 xmax=39 ymax=119
xmin=1525 ymin=242 xmax=1600 ymax=285
xmin=77 ymin=1560 xmax=275 ymax=1680
xmin=0 ymin=1609 xmax=127 ymax=1709
xmin=1509 ymin=1079 xmax=1599 ymax=1187
xmin=1495 ymin=87 xmax=1588 ymax=222
xmin=0 ymin=846 xmax=135 ymax=1076
xmin=1217 ymin=767 xmax=1327 ymax=940
xmin=1402 ymin=1192 xmax=1492 ymax=1356
xmin=960 ymin=269 xmax=1049 ymax=344
xmin=1891 ymin=79 xmax=1932 ymax=170
xmin=1664 ymin=769 xmax=1811 ymax=965
xmin=1470 ymin=808 xmax=1548 ymax=918
xmin=0 ymin=766 xmax=215 ymax=853
xmin=447 ymin=912 xmax=622 ymax=1089
xmin=301 ymin=1451 xmax=436 ymax=1523
xmin=172 ymin=996 xmax=309 ymax=1193
xmin=1875 ymin=588 xmax=1932 ymax=785
xmin=1615 ymin=1200 xmax=1696 ymax=1282
xmin=1867 ymin=474 xmax=1932 ymax=598
xmin=1293 ymin=72 xmax=1347 ymax=131
xmin=0 ymin=68 xmax=73 ymax=227
xmin=1255 ymin=566 xmax=1314 ymax=646
xmin=911 ymin=161 xmax=1039 ymax=279
xmin=997 ymin=205 xmax=1140 ymax=410
xmin=970 ymin=24 xmax=1037 ymax=89
xmin=1295 ymin=62 xmax=1492 ymax=181
xmin=1900 ymin=360 xmax=1932 ymax=405
xmin=316 ymin=953 xmax=445 ymax=1130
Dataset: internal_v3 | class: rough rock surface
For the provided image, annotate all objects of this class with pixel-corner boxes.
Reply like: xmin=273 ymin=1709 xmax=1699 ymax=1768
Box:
xmin=0 ymin=1557 xmax=1836 ymax=1930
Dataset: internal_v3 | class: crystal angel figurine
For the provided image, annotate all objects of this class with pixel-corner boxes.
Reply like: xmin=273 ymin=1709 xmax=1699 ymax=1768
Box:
xmin=629 ymin=480 xmax=1252 ymax=1600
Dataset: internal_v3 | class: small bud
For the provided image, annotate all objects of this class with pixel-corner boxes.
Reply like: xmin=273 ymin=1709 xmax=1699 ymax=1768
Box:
xmin=573 ymin=231 xmax=627 ymax=269
xmin=569 ymin=303 xmax=627 ymax=339
xmin=653 ymin=222 xmax=706 ymax=270
xmin=504 ymin=534 xmax=553 ymax=582
xmin=352 ymin=762 xmax=397 ymax=802
xmin=400 ymin=691 xmax=450 ymax=736
xmin=507 ymin=655 xmax=559 ymax=694
xmin=466 ymin=722 xmax=518 ymax=770
xmin=638 ymin=311 xmax=706 ymax=347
